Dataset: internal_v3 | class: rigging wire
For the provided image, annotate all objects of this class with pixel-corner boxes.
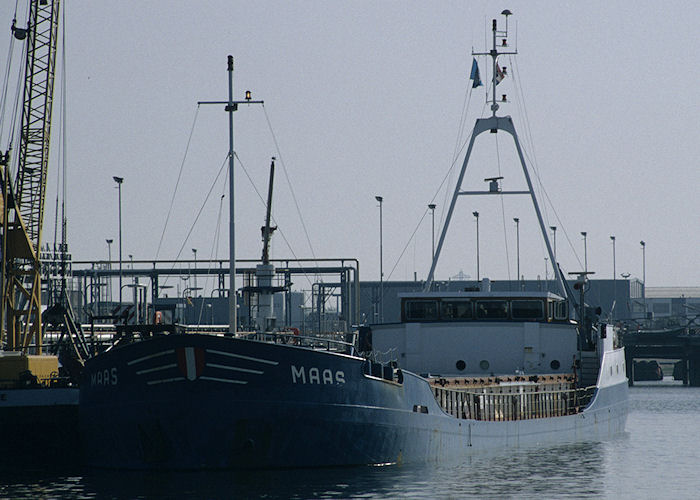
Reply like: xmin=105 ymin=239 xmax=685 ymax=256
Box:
xmin=0 ymin=28 xmax=16 ymax=145
xmin=193 ymin=172 xmax=230 ymax=326
xmin=195 ymin=197 xmax=224 ymax=325
xmin=387 ymin=208 xmax=429 ymax=281
xmin=0 ymin=0 xmax=23 ymax=144
xmin=195 ymin=185 xmax=228 ymax=325
xmin=509 ymin=55 xmax=584 ymax=270
xmin=494 ymin=132 xmax=511 ymax=281
xmin=508 ymin=55 xmax=548 ymax=265
xmin=155 ymin=106 xmax=200 ymax=260
xmin=160 ymin=152 xmax=229 ymax=289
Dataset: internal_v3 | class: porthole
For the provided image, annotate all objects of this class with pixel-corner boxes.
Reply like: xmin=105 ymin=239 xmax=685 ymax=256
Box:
xmin=456 ymin=360 xmax=466 ymax=371
xmin=479 ymin=360 xmax=490 ymax=371
xmin=550 ymin=359 xmax=561 ymax=370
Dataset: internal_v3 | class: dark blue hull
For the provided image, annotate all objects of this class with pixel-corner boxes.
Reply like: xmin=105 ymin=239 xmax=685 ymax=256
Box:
xmin=79 ymin=334 xmax=628 ymax=469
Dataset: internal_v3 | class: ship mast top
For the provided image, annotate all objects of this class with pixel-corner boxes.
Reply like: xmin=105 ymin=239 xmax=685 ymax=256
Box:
xmin=472 ymin=9 xmax=517 ymax=118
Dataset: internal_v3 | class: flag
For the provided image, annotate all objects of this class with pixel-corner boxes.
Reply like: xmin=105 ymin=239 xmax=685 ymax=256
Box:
xmin=470 ymin=58 xmax=483 ymax=88
xmin=496 ymin=61 xmax=506 ymax=85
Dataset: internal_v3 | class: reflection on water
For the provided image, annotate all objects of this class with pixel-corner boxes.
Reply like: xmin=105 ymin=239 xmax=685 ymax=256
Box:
xmin=1 ymin=384 xmax=699 ymax=499
xmin=0 ymin=442 xmax=609 ymax=499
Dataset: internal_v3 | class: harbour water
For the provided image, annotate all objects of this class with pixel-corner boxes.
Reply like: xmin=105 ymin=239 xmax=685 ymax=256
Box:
xmin=1 ymin=381 xmax=698 ymax=499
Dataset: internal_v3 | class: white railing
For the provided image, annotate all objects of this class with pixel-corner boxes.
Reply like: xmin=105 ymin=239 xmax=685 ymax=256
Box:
xmin=432 ymin=384 xmax=596 ymax=421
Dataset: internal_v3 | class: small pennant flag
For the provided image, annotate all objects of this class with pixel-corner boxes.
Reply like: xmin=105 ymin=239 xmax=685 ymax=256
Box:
xmin=496 ymin=62 xmax=506 ymax=85
xmin=470 ymin=58 xmax=483 ymax=88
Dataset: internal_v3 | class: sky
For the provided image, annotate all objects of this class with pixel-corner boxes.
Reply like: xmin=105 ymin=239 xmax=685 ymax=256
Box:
xmin=1 ymin=1 xmax=698 ymax=290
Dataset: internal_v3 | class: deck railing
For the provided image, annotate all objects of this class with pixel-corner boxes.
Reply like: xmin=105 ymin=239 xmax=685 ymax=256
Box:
xmin=432 ymin=384 xmax=596 ymax=421
xmin=239 ymin=331 xmax=356 ymax=354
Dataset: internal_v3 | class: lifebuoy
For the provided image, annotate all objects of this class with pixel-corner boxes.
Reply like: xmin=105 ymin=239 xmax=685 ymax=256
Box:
xmin=288 ymin=327 xmax=300 ymax=345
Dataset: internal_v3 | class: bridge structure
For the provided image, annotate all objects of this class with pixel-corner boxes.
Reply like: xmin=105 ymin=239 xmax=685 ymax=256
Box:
xmin=621 ymin=329 xmax=700 ymax=386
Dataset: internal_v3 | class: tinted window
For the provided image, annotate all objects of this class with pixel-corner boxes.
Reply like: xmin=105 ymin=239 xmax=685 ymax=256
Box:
xmin=511 ymin=300 xmax=544 ymax=320
xmin=554 ymin=300 xmax=568 ymax=320
xmin=440 ymin=300 xmax=472 ymax=320
xmin=475 ymin=300 xmax=508 ymax=319
xmin=404 ymin=300 xmax=438 ymax=321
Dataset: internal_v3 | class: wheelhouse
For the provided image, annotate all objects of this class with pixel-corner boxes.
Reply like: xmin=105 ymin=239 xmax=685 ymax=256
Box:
xmin=401 ymin=292 xmax=570 ymax=323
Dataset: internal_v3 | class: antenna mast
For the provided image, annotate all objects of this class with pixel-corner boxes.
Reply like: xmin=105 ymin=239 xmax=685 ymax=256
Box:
xmin=473 ymin=9 xmax=517 ymax=118
xmin=425 ymin=11 xmax=568 ymax=299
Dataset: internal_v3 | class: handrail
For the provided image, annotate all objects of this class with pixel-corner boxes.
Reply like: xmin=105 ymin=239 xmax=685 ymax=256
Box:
xmin=238 ymin=331 xmax=356 ymax=354
xmin=432 ymin=384 xmax=596 ymax=421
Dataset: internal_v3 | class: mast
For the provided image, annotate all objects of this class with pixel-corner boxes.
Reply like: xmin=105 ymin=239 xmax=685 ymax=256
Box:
xmin=424 ymin=10 xmax=567 ymax=299
xmin=227 ymin=56 xmax=236 ymax=334
xmin=198 ymin=57 xmax=263 ymax=334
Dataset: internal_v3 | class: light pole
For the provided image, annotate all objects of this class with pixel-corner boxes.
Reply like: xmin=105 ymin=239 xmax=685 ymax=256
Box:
xmin=106 ymin=239 xmax=113 ymax=305
xmin=580 ymin=231 xmax=588 ymax=273
xmin=473 ymin=211 xmax=480 ymax=282
xmin=113 ymin=176 xmax=124 ymax=306
xmin=375 ymin=196 xmax=383 ymax=323
xmin=640 ymin=240 xmax=646 ymax=302
xmin=611 ymin=235 xmax=616 ymax=315
xmin=513 ymin=218 xmax=520 ymax=283
xmin=105 ymin=239 xmax=113 ymax=264
xmin=192 ymin=248 xmax=198 ymax=296
xmin=549 ymin=226 xmax=557 ymax=264
xmin=610 ymin=236 xmax=616 ymax=279
xmin=428 ymin=203 xmax=436 ymax=261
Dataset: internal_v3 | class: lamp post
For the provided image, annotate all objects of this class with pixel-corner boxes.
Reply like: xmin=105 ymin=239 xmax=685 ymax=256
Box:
xmin=105 ymin=239 xmax=113 ymax=264
xmin=113 ymin=176 xmax=124 ymax=305
xmin=581 ymin=231 xmax=588 ymax=273
xmin=473 ymin=211 xmax=480 ymax=282
xmin=611 ymin=235 xmax=616 ymax=316
xmin=105 ymin=239 xmax=113 ymax=305
xmin=513 ymin=218 xmax=520 ymax=283
xmin=640 ymin=240 xmax=646 ymax=302
xmin=375 ymin=196 xmax=383 ymax=323
xmin=192 ymin=248 xmax=198 ymax=296
xmin=428 ymin=203 xmax=436 ymax=261
xmin=610 ymin=236 xmax=616 ymax=279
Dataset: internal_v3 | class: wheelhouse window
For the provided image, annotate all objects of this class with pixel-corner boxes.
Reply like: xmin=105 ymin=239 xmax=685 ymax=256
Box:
xmin=475 ymin=300 xmax=508 ymax=319
xmin=553 ymin=300 xmax=568 ymax=320
xmin=404 ymin=300 xmax=439 ymax=321
xmin=440 ymin=300 xmax=473 ymax=320
xmin=511 ymin=300 xmax=545 ymax=320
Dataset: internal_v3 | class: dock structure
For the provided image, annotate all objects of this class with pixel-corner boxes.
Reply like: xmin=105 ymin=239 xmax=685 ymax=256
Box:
xmin=622 ymin=330 xmax=700 ymax=386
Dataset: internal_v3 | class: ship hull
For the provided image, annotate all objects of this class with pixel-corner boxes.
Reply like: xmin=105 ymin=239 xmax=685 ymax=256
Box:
xmin=79 ymin=334 xmax=627 ymax=469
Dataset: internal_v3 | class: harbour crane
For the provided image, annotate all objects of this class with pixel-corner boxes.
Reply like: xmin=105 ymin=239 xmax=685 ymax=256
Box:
xmin=1 ymin=0 xmax=85 ymax=362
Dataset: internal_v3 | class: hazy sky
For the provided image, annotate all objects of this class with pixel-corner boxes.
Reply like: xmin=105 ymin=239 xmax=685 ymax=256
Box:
xmin=1 ymin=1 xmax=698 ymax=289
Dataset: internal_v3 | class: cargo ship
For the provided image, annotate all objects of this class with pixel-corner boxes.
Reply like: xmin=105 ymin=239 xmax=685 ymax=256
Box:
xmin=79 ymin=12 xmax=628 ymax=469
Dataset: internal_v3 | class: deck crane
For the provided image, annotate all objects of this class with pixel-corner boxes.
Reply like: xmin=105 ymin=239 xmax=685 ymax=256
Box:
xmin=0 ymin=0 xmax=81 ymax=359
